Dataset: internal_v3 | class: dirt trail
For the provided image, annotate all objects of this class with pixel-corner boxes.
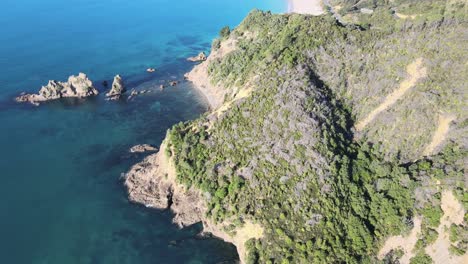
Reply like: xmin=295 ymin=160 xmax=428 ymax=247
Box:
xmin=378 ymin=190 xmax=467 ymax=263
xmin=425 ymin=190 xmax=467 ymax=264
xmin=423 ymin=114 xmax=456 ymax=156
xmin=395 ymin=13 xmax=417 ymax=19
xmin=378 ymin=217 xmax=422 ymax=263
xmin=355 ymin=58 xmax=427 ymax=131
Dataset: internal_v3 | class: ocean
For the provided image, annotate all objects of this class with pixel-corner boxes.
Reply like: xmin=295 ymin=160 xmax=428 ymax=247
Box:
xmin=0 ymin=0 xmax=285 ymax=263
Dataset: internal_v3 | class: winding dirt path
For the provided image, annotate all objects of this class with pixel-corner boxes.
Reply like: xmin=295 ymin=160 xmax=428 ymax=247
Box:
xmin=426 ymin=190 xmax=467 ymax=264
xmin=378 ymin=191 xmax=467 ymax=263
xmin=378 ymin=217 xmax=422 ymax=263
xmin=355 ymin=58 xmax=427 ymax=131
xmin=423 ymin=114 xmax=456 ymax=156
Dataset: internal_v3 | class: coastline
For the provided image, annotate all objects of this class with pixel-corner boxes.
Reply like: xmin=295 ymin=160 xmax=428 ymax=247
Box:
xmin=125 ymin=141 xmax=260 ymax=264
xmin=288 ymin=0 xmax=325 ymax=15
xmin=185 ymin=36 xmax=239 ymax=110
xmin=126 ymin=2 xmax=327 ymax=262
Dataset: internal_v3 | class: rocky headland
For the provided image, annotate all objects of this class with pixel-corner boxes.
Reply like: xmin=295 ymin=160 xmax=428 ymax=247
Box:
xmin=125 ymin=141 xmax=259 ymax=263
xmin=125 ymin=141 xmax=206 ymax=227
xmin=126 ymin=3 xmax=467 ymax=263
xmin=125 ymin=25 xmax=266 ymax=264
xmin=15 ymin=73 xmax=98 ymax=105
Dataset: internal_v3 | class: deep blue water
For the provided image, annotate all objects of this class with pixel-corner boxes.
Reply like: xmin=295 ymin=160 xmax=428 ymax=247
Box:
xmin=0 ymin=0 xmax=285 ymax=263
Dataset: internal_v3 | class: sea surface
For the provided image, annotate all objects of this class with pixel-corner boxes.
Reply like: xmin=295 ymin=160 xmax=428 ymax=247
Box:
xmin=0 ymin=0 xmax=285 ymax=263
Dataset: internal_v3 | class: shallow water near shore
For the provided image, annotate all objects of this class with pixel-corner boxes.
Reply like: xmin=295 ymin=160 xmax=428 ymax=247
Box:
xmin=0 ymin=0 xmax=285 ymax=263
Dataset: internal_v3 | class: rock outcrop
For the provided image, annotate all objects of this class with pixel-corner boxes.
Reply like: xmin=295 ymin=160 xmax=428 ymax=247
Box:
xmin=15 ymin=73 xmax=98 ymax=104
xmin=129 ymin=144 xmax=157 ymax=153
xmin=125 ymin=142 xmax=206 ymax=227
xmin=187 ymin=52 xmax=207 ymax=62
xmin=106 ymin=75 xmax=125 ymax=100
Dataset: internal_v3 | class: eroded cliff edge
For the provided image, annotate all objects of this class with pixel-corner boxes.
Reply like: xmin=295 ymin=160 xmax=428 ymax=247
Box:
xmin=125 ymin=140 xmax=262 ymax=263
xmin=125 ymin=141 xmax=206 ymax=227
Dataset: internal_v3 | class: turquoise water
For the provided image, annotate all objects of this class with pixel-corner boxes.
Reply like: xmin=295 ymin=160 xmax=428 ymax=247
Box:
xmin=0 ymin=0 xmax=285 ymax=263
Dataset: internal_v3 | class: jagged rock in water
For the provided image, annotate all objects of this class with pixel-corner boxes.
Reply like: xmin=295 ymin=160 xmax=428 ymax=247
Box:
xmin=187 ymin=52 xmax=207 ymax=62
xmin=129 ymin=144 xmax=158 ymax=153
xmin=15 ymin=73 xmax=98 ymax=104
xmin=106 ymin=75 xmax=125 ymax=100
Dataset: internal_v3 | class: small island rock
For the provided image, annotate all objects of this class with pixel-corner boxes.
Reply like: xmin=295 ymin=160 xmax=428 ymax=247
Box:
xmin=15 ymin=73 xmax=98 ymax=104
xmin=106 ymin=75 xmax=125 ymax=100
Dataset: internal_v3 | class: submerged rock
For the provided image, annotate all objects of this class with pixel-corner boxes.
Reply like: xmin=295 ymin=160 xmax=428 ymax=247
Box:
xmin=187 ymin=52 xmax=207 ymax=62
xmin=15 ymin=73 xmax=98 ymax=104
xmin=129 ymin=144 xmax=158 ymax=153
xmin=106 ymin=75 xmax=125 ymax=100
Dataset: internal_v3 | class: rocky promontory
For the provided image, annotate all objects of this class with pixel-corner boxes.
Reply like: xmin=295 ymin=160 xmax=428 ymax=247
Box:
xmin=187 ymin=52 xmax=207 ymax=62
xmin=124 ymin=142 xmax=206 ymax=227
xmin=106 ymin=75 xmax=125 ymax=100
xmin=15 ymin=73 xmax=98 ymax=104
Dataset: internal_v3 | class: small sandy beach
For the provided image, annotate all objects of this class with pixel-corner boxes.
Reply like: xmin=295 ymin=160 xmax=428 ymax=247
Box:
xmin=288 ymin=0 xmax=325 ymax=15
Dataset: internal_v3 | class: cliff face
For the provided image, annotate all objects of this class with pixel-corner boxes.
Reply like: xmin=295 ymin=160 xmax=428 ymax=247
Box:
xmin=125 ymin=141 xmax=206 ymax=227
xmin=127 ymin=1 xmax=467 ymax=263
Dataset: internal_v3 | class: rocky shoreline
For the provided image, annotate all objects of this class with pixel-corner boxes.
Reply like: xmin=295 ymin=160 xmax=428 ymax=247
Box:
xmin=125 ymin=141 xmax=207 ymax=227
xmin=125 ymin=140 xmax=258 ymax=263
xmin=125 ymin=39 xmax=257 ymax=263
xmin=184 ymin=37 xmax=238 ymax=109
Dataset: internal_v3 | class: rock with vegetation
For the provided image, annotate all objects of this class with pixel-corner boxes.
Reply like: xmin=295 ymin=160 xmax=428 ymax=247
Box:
xmin=127 ymin=1 xmax=467 ymax=263
xmin=15 ymin=73 xmax=98 ymax=104
xmin=106 ymin=74 xmax=125 ymax=100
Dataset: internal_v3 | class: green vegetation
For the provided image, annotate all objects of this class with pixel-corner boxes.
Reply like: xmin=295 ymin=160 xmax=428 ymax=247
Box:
xmin=164 ymin=1 xmax=467 ymax=263
xmin=448 ymin=224 xmax=468 ymax=256
xmin=219 ymin=26 xmax=231 ymax=38
xmin=409 ymin=252 xmax=433 ymax=264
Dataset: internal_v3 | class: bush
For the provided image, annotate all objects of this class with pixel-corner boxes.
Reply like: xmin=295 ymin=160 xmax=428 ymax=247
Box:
xmin=219 ymin=26 xmax=231 ymax=38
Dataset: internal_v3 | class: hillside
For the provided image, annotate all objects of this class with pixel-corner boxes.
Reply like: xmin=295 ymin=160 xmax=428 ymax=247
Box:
xmin=126 ymin=1 xmax=467 ymax=263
